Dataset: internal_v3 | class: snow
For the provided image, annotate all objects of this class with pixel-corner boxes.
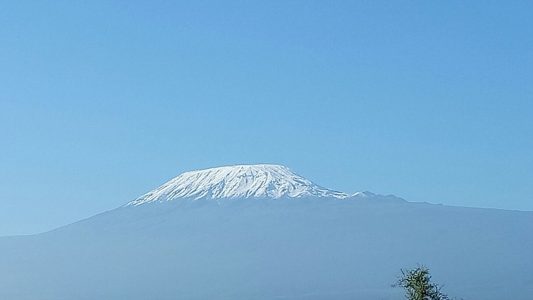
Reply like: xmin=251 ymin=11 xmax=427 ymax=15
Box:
xmin=128 ymin=164 xmax=349 ymax=206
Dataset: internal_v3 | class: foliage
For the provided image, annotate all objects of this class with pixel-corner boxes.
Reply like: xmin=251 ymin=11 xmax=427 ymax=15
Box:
xmin=393 ymin=265 xmax=450 ymax=300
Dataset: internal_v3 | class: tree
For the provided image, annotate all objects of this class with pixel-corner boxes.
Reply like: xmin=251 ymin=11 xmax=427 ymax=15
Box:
xmin=393 ymin=265 xmax=450 ymax=300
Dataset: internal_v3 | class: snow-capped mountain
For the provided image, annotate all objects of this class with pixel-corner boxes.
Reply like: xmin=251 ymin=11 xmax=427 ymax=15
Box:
xmin=128 ymin=164 xmax=348 ymax=206
xmin=1 ymin=164 xmax=532 ymax=300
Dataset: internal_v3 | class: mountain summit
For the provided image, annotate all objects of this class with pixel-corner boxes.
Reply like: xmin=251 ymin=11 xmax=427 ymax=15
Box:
xmin=128 ymin=164 xmax=348 ymax=206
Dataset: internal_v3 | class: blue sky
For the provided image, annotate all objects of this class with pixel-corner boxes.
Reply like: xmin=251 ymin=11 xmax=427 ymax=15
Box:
xmin=1 ymin=1 xmax=532 ymax=235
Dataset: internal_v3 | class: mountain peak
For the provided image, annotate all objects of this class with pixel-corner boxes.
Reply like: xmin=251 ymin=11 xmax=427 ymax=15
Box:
xmin=128 ymin=164 xmax=348 ymax=206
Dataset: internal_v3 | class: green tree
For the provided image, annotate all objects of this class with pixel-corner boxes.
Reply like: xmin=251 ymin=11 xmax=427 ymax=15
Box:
xmin=393 ymin=266 xmax=450 ymax=300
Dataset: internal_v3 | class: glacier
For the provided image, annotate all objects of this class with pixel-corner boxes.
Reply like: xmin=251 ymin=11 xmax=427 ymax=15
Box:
xmin=128 ymin=164 xmax=349 ymax=205
xmin=0 ymin=164 xmax=531 ymax=300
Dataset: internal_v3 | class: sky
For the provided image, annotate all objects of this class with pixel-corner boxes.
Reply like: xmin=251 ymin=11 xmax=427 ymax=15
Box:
xmin=1 ymin=1 xmax=532 ymax=236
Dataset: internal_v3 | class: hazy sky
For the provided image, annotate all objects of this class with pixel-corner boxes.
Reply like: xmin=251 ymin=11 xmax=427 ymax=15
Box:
xmin=1 ymin=1 xmax=532 ymax=235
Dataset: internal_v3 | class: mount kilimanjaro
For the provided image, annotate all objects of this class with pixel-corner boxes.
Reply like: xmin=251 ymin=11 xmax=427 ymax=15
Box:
xmin=0 ymin=164 xmax=531 ymax=300
xmin=129 ymin=164 xmax=350 ymax=204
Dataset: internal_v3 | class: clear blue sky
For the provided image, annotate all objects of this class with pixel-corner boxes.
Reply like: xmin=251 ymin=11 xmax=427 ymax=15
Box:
xmin=1 ymin=1 xmax=532 ymax=235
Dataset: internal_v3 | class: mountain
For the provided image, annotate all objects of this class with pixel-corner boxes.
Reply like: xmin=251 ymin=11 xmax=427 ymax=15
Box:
xmin=0 ymin=164 xmax=532 ymax=300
